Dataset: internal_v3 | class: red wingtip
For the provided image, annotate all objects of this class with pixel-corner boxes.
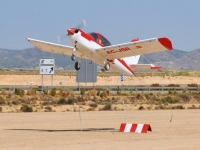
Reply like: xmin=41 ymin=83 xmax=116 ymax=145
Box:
xmin=158 ymin=37 xmax=173 ymax=50
xmin=131 ymin=38 xmax=139 ymax=42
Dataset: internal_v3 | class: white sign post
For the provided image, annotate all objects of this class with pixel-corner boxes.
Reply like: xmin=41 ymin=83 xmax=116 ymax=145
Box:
xmin=39 ymin=58 xmax=55 ymax=92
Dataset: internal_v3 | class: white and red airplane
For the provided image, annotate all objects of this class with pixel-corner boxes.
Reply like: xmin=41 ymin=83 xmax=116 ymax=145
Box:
xmin=27 ymin=21 xmax=173 ymax=76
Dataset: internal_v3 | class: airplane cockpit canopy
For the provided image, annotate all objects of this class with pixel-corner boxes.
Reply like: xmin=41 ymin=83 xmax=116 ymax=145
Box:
xmin=88 ymin=32 xmax=111 ymax=47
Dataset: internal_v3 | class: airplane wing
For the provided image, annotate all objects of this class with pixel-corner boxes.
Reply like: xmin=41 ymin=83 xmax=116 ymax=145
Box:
xmin=26 ymin=38 xmax=88 ymax=59
xmin=95 ymin=37 xmax=172 ymax=60
xmin=129 ymin=64 xmax=161 ymax=69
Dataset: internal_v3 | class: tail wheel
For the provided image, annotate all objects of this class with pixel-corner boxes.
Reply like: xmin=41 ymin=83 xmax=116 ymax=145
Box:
xmin=104 ymin=62 xmax=110 ymax=71
xmin=75 ymin=62 xmax=80 ymax=70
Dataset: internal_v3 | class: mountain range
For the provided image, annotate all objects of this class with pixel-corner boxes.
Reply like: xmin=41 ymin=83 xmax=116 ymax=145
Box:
xmin=0 ymin=47 xmax=199 ymax=70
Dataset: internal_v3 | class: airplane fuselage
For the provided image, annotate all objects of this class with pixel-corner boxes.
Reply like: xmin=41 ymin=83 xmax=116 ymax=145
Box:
xmin=68 ymin=29 xmax=134 ymax=75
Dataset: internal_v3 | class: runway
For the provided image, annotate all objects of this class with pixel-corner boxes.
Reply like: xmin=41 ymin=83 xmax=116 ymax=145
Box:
xmin=1 ymin=110 xmax=200 ymax=149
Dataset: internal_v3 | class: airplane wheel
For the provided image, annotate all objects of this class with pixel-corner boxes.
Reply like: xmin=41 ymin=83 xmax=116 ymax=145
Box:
xmin=75 ymin=62 xmax=80 ymax=70
xmin=71 ymin=54 xmax=75 ymax=61
xmin=104 ymin=62 xmax=110 ymax=71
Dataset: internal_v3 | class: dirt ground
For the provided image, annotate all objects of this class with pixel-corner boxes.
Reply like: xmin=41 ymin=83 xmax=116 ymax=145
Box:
xmin=1 ymin=110 xmax=200 ymax=150
xmin=0 ymin=75 xmax=200 ymax=86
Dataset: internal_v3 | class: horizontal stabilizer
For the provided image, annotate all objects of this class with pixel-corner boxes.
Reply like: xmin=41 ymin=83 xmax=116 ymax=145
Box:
xmin=129 ymin=64 xmax=161 ymax=69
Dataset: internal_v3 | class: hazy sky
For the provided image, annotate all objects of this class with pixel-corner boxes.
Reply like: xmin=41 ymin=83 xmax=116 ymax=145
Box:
xmin=1 ymin=0 xmax=200 ymax=51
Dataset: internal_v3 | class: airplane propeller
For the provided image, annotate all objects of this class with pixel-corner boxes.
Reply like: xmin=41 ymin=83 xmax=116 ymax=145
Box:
xmin=58 ymin=34 xmax=67 ymax=43
xmin=57 ymin=19 xmax=86 ymax=43
xmin=75 ymin=19 xmax=86 ymax=33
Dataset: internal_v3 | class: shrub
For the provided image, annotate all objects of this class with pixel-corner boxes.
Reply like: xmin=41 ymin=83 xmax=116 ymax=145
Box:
xmin=27 ymin=89 xmax=36 ymax=95
xmin=103 ymin=90 xmax=108 ymax=97
xmin=168 ymin=84 xmax=180 ymax=87
xmin=122 ymin=90 xmax=128 ymax=95
xmin=1 ymin=89 xmax=7 ymax=95
xmin=57 ymin=98 xmax=67 ymax=104
xmin=0 ymin=99 xmax=5 ymax=105
xmin=147 ymin=106 xmax=152 ymax=110
xmin=77 ymin=96 xmax=84 ymax=102
xmin=66 ymin=97 xmax=78 ymax=105
xmin=59 ymin=89 xmax=64 ymax=95
xmin=172 ymin=105 xmax=185 ymax=109
xmin=61 ymin=91 xmax=69 ymax=97
xmin=136 ymin=93 xmax=141 ymax=99
xmin=130 ymin=89 xmax=133 ymax=94
xmin=138 ymin=105 xmax=145 ymax=110
xmin=20 ymin=104 xmax=33 ymax=112
xmin=168 ymin=90 xmax=173 ymax=94
xmin=0 ymin=106 xmax=2 ymax=112
xmin=105 ymin=90 xmax=110 ymax=96
xmin=89 ymin=103 xmax=98 ymax=108
xmin=187 ymin=105 xmax=196 ymax=109
xmin=154 ymin=105 xmax=166 ymax=110
xmin=159 ymin=105 xmax=166 ymax=109
xmin=42 ymin=101 xmax=51 ymax=105
xmin=101 ymin=103 xmax=112 ymax=110
xmin=80 ymin=88 xmax=85 ymax=95
xmin=88 ymin=89 xmax=96 ymax=96
xmin=87 ymin=107 xmax=95 ymax=111
xmin=97 ymin=90 xmax=100 ymax=96
xmin=179 ymin=93 xmax=190 ymax=102
xmin=161 ymin=96 xmax=179 ymax=104
xmin=69 ymin=91 xmax=75 ymax=97
xmin=21 ymin=89 xmax=25 ymax=96
xmin=187 ymin=83 xmax=198 ymax=87
xmin=12 ymin=100 xmax=19 ymax=105
xmin=44 ymin=106 xmax=52 ymax=112
xmin=50 ymin=88 xmax=56 ymax=96
xmin=44 ymin=90 xmax=48 ymax=95
xmin=151 ymin=83 xmax=160 ymax=87
xmin=15 ymin=88 xmax=21 ymax=95
xmin=100 ymin=92 xmax=104 ymax=98
xmin=117 ymin=90 xmax=121 ymax=95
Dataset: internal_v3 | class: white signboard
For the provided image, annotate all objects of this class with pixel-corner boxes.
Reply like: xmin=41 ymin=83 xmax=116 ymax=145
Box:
xmin=40 ymin=58 xmax=55 ymax=66
xmin=40 ymin=66 xmax=55 ymax=75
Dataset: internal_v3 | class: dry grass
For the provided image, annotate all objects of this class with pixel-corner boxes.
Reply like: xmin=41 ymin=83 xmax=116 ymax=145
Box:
xmin=1 ymin=89 xmax=7 ymax=95
xmin=87 ymin=89 xmax=96 ymax=96
xmin=0 ymin=87 xmax=200 ymax=113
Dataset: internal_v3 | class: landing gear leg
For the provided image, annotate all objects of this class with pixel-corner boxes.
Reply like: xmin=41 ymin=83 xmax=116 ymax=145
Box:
xmin=71 ymin=41 xmax=77 ymax=61
xmin=71 ymin=53 xmax=75 ymax=61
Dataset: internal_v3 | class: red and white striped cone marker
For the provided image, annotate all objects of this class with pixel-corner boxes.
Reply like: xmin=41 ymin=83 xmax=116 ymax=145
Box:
xmin=119 ymin=123 xmax=152 ymax=133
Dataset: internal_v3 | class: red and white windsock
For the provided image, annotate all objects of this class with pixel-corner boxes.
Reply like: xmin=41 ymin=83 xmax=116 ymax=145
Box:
xmin=119 ymin=123 xmax=152 ymax=133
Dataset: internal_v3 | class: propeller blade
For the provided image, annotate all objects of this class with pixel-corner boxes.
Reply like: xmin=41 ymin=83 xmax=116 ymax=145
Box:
xmin=57 ymin=34 xmax=67 ymax=43
xmin=58 ymin=19 xmax=86 ymax=42
xmin=76 ymin=19 xmax=86 ymax=30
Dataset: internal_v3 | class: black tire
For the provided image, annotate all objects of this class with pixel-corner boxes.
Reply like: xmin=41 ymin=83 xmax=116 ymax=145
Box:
xmin=104 ymin=62 xmax=110 ymax=71
xmin=75 ymin=62 xmax=80 ymax=70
